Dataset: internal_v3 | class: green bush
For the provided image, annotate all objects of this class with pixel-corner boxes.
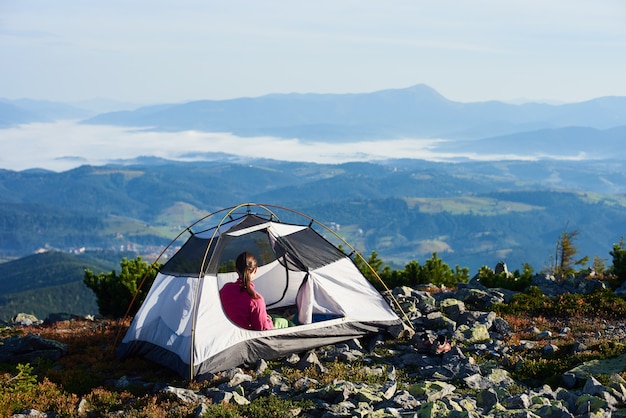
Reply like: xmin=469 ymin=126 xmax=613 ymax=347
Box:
xmin=1 ymin=363 xmax=37 ymax=394
xmin=83 ymin=257 xmax=160 ymax=317
xmin=357 ymin=251 xmax=469 ymax=290
xmin=475 ymin=263 xmax=533 ymax=291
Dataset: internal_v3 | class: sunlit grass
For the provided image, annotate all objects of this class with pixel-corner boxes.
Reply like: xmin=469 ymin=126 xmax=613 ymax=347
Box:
xmin=404 ymin=196 xmax=542 ymax=215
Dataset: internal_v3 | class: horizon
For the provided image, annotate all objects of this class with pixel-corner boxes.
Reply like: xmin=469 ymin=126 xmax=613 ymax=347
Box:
xmin=2 ymin=82 xmax=618 ymax=110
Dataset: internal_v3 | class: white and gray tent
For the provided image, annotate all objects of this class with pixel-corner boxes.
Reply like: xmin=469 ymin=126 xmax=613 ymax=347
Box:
xmin=117 ymin=204 xmax=403 ymax=380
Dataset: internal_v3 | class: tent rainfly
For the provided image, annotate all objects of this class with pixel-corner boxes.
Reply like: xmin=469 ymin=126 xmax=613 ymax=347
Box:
xmin=116 ymin=204 xmax=403 ymax=380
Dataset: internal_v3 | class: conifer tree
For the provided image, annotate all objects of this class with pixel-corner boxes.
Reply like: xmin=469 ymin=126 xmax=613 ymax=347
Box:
xmin=610 ymin=238 xmax=626 ymax=285
xmin=554 ymin=228 xmax=588 ymax=277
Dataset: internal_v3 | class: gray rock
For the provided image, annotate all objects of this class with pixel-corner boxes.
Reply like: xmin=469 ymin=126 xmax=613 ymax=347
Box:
xmin=533 ymin=384 xmax=556 ymax=400
xmin=536 ymin=330 xmax=553 ymax=339
xmin=415 ymin=400 xmax=451 ymax=417
xmin=476 ymin=388 xmax=499 ymax=409
xmin=495 ymin=261 xmax=509 ymax=275
xmin=583 ymin=376 xmax=606 ymax=396
xmin=228 ymin=371 xmax=253 ymax=387
xmin=456 ymin=287 xmax=505 ymax=309
xmin=464 ymin=373 xmax=494 ymax=390
xmin=453 ymin=323 xmax=490 ymax=344
xmin=575 ymin=393 xmax=609 ymax=415
xmin=407 ymin=380 xmax=456 ymax=402
xmin=293 ymin=376 xmax=319 ymax=392
xmin=76 ymin=398 xmax=90 ymax=415
xmin=491 ymin=316 xmax=514 ymax=337
xmin=12 ymin=313 xmax=42 ymax=327
xmin=440 ymin=298 xmax=466 ymax=321
xmin=387 ymin=321 xmax=415 ymax=339
xmin=297 ymin=351 xmax=327 ymax=373
xmin=502 ymin=393 xmax=531 ymax=409
xmin=381 ymin=379 xmax=397 ymax=400
xmin=231 ymin=391 xmax=250 ymax=405
xmin=534 ymin=404 xmax=575 ymax=418
xmin=389 ymin=390 xmax=420 ymax=409
xmin=543 ymin=344 xmax=559 ymax=355
xmin=337 ymin=349 xmax=363 ymax=362
xmin=254 ymin=358 xmax=268 ymax=374
xmin=10 ymin=410 xmax=47 ymax=418
xmin=284 ymin=353 xmax=300 ymax=365
xmin=163 ymin=385 xmax=206 ymax=404
xmin=423 ymin=311 xmax=456 ymax=331
xmin=532 ymin=272 xmax=607 ymax=298
xmin=248 ymin=383 xmax=270 ymax=401
xmin=0 ymin=334 xmax=67 ymax=363
xmin=555 ymin=387 xmax=579 ymax=411
xmin=313 ymin=380 xmax=354 ymax=403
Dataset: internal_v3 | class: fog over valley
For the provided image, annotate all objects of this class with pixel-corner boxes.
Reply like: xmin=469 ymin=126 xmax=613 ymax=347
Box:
xmin=0 ymin=120 xmax=613 ymax=173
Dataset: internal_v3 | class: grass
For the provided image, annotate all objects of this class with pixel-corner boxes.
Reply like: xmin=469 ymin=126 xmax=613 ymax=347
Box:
xmin=0 ymin=319 xmax=190 ymax=417
xmin=492 ymin=287 xmax=626 ymax=319
xmin=404 ymin=196 xmax=542 ymax=215
xmin=498 ymin=311 xmax=626 ymax=387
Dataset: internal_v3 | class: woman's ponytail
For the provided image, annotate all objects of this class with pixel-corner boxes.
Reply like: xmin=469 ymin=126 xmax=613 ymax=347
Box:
xmin=236 ymin=252 xmax=260 ymax=298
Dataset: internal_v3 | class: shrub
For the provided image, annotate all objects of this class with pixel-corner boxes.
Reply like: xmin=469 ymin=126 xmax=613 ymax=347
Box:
xmin=475 ymin=263 xmax=533 ymax=291
xmin=358 ymin=251 xmax=469 ymax=290
xmin=0 ymin=363 xmax=37 ymax=393
xmin=84 ymin=257 xmax=160 ymax=317
xmin=0 ymin=365 xmax=80 ymax=417
xmin=492 ymin=287 xmax=626 ymax=319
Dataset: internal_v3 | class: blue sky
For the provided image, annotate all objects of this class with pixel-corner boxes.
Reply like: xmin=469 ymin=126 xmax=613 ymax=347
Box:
xmin=2 ymin=0 xmax=625 ymax=104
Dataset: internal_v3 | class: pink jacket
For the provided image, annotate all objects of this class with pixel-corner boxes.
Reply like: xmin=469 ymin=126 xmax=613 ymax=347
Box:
xmin=219 ymin=279 xmax=274 ymax=330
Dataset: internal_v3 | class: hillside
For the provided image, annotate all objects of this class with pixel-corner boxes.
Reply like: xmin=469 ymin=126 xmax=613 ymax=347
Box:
xmin=1 ymin=158 xmax=626 ymax=278
xmin=3 ymin=281 xmax=626 ymax=416
xmin=0 ymin=251 xmax=128 ymax=322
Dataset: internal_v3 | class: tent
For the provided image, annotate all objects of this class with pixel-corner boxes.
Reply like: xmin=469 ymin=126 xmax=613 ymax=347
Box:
xmin=116 ymin=203 xmax=403 ymax=380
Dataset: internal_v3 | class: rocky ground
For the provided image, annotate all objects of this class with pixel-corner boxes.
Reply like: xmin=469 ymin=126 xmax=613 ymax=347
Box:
xmin=4 ymin=276 xmax=626 ymax=417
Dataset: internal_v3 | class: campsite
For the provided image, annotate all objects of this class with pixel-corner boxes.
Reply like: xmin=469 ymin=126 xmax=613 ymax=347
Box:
xmin=117 ymin=203 xmax=402 ymax=379
xmin=3 ymin=202 xmax=626 ymax=416
xmin=3 ymin=0 xmax=626 ymax=415
xmin=4 ymin=261 xmax=626 ymax=416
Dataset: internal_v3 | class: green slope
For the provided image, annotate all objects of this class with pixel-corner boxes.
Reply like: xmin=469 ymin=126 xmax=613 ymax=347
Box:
xmin=0 ymin=251 xmax=125 ymax=322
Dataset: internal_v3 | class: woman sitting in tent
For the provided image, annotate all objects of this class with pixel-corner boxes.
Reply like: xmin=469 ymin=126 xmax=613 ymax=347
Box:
xmin=219 ymin=252 xmax=290 ymax=330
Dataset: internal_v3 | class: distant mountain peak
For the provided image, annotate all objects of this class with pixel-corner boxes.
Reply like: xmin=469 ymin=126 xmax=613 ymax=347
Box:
xmin=404 ymin=83 xmax=444 ymax=96
xmin=363 ymin=84 xmax=450 ymax=105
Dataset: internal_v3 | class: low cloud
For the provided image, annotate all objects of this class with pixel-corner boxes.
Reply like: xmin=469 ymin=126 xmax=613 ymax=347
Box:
xmin=0 ymin=121 xmax=550 ymax=172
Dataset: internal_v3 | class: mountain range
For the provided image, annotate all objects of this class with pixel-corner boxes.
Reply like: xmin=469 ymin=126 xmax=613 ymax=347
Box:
xmin=77 ymin=84 xmax=626 ymax=140
xmin=4 ymin=84 xmax=626 ymax=161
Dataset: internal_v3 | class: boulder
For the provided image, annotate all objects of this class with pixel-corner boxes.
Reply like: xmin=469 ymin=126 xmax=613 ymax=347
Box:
xmin=12 ymin=313 xmax=42 ymax=327
xmin=0 ymin=334 xmax=67 ymax=363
